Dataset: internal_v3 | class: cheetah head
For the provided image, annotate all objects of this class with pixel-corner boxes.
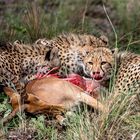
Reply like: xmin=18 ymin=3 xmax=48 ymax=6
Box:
xmin=83 ymin=47 xmax=118 ymax=82
xmin=35 ymin=38 xmax=60 ymax=67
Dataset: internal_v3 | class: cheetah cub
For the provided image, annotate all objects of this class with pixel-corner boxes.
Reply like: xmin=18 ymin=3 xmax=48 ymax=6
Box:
xmin=83 ymin=47 xmax=140 ymax=102
xmin=0 ymin=41 xmax=59 ymax=93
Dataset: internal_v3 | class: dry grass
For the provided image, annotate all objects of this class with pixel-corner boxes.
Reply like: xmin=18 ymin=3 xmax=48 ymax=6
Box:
xmin=23 ymin=2 xmax=47 ymax=42
xmin=0 ymin=87 xmax=140 ymax=139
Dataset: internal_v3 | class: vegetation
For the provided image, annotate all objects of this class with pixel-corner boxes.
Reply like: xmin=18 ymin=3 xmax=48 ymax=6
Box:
xmin=0 ymin=0 xmax=140 ymax=139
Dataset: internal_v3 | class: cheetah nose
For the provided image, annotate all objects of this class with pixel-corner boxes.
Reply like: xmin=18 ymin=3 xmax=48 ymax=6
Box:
xmin=93 ymin=71 xmax=100 ymax=75
xmin=92 ymin=71 xmax=103 ymax=80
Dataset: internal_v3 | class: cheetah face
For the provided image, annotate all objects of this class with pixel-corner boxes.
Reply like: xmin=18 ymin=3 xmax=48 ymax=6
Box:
xmin=83 ymin=47 xmax=117 ymax=82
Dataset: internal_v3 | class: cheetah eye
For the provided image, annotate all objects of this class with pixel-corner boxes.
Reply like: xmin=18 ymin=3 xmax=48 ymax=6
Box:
xmin=87 ymin=62 xmax=93 ymax=65
xmin=101 ymin=61 xmax=108 ymax=65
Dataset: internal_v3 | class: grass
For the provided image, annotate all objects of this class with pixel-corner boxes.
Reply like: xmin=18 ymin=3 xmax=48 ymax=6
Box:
xmin=0 ymin=0 xmax=140 ymax=139
xmin=1 ymin=89 xmax=140 ymax=139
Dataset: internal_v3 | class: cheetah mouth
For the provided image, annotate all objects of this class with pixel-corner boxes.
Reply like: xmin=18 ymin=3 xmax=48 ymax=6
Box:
xmin=92 ymin=75 xmax=103 ymax=81
xmin=83 ymin=73 xmax=104 ymax=81
xmin=91 ymin=73 xmax=104 ymax=81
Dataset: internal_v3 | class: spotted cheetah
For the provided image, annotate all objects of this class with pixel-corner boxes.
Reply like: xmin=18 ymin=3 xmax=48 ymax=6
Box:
xmin=83 ymin=47 xmax=140 ymax=100
xmin=35 ymin=33 xmax=109 ymax=77
xmin=0 ymin=40 xmax=59 ymax=93
xmin=83 ymin=47 xmax=116 ymax=83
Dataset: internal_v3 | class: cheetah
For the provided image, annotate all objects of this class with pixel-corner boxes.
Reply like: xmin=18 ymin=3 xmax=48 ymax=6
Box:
xmin=83 ymin=47 xmax=116 ymax=83
xmin=0 ymin=40 xmax=59 ymax=93
xmin=83 ymin=47 xmax=140 ymax=101
xmin=35 ymin=33 xmax=109 ymax=77
xmin=112 ymin=50 xmax=140 ymax=101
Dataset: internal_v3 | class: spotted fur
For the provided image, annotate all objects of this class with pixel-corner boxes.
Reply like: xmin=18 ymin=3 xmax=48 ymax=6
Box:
xmin=0 ymin=41 xmax=59 ymax=93
xmin=83 ymin=47 xmax=140 ymax=102
xmin=36 ymin=33 xmax=109 ymax=77
xmin=114 ymin=51 xmax=140 ymax=94
xmin=82 ymin=47 xmax=116 ymax=84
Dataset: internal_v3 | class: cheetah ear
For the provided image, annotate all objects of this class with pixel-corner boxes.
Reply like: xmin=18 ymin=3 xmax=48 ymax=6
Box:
xmin=99 ymin=35 xmax=108 ymax=45
xmin=35 ymin=38 xmax=50 ymax=46
xmin=111 ymin=47 xmax=118 ymax=55
xmin=50 ymin=47 xmax=59 ymax=60
xmin=49 ymin=47 xmax=60 ymax=67
xmin=35 ymin=39 xmax=43 ymax=44
xmin=111 ymin=48 xmax=119 ymax=60
xmin=45 ymin=48 xmax=58 ymax=61
xmin=45 ymin=50 xmax=51 ymax=61
xmin=13 ymin=40 xmax=23 ymax=45
xmin=45 ymin=47 xmax=60 ymax=67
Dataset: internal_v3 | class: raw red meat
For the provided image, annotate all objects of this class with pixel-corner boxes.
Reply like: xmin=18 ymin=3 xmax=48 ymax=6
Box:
xmin=35 ymin=67 xmax=100 ymax=97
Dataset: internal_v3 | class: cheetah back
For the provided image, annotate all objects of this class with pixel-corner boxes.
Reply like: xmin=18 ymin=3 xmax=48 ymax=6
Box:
xmin=0 ymin=41 xmax=59 ymax=93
